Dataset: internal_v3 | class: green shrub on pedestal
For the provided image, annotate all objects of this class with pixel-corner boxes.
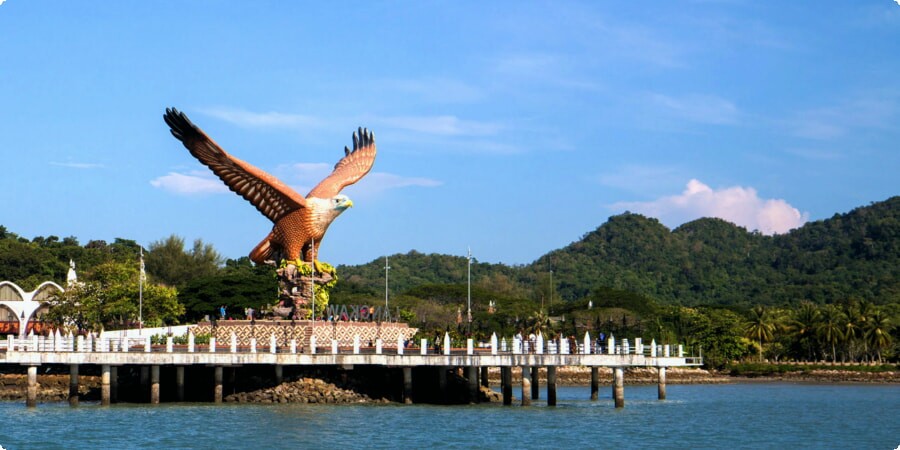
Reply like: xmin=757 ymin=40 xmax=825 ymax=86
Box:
xmin=279 ymin=258 xmax=339 ymax=320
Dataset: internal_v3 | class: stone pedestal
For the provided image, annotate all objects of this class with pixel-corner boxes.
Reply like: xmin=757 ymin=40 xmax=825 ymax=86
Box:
xmin=274 ymin=262 xmax=334 ymax=320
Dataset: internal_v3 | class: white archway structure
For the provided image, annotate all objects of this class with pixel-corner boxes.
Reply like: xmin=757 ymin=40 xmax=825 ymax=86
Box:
xmin=0 ymin=280 xmax=64 ymax=338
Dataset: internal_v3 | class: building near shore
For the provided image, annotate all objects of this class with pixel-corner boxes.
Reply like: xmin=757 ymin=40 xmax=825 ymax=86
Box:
xmin=0 ymin=260 xmax=76 ymax=337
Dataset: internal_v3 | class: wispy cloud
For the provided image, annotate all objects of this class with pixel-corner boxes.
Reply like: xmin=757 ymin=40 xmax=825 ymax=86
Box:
xmin=789 ymin=94 xmax=897 ymax=140
xmin=612 ymin=179 xmax=808 ymax=235
xmin=646 ymin=92 xmax=740 ymax=125
xmin=376 ymin=78 xmax=483 ymax=103
xmin=597 ymin=164 xmax=688 ymax=195
xmin=377 ymin=115 xmax=502 ymax=137
xmin=784 ymin=147 xmax=844 ymax=161
xmin=50 ymin=161 xmax=105 ymax=169
xmin=150 ymin=171 xmax=229 ymax=195
xmin=355 ymin=172 xmax=442 ymax=195
xmin=200 ymin=107 xmax=324 ymax=129
xmin=276 ymin=162 xmax=441 ymax=197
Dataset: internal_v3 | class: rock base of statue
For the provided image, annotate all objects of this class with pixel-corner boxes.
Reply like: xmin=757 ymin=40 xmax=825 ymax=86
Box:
xmin=274 ymin=261 xmax=335 ymax=320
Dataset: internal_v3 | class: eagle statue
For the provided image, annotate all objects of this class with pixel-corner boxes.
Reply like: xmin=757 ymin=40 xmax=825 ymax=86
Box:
xmin=163 ymin=107 xmax=376 ymax=267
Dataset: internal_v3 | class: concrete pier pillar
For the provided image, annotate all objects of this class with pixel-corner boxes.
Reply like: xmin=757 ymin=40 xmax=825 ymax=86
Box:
xmin=521 ymin=366 xmax=532 ymax=406
xmin=140 ymin=366 xmax=149 ymax=402
xmin=101 ymin=364 xmax=111 ymax=406
xmin=402 ymin=367 xmax=413 ymax=404
xmin=26 ymin=365 xmax=38 ymax=408
xmin=590 ymin=367 xmax=599 ymax=400
xmin=110 ymin=366 xmax=118 ymax=404
xmin=613 ymin=367 xmax=625 ymax=408
xmin=69 ymin=364 xmax=79 ymax=406
xmin=176 ymin=366 xmax=185 ymax=401
xmin=275 ymin=365 xmax=283 ymax=385
xmin=150 ymin=366 xmax=160 ymax=404
xmin=437 ymin=367 xmax=448 ymax=404
xmin=501 ymin=367 xmax=512 ymax=405
xmin=531 ymin=366 xmax=540 ymax=400
xmin=467 ymin=366 xmax=479 ymax=404
xmin=213 ymin=366 xmax=223 ymax=403
xmin=658 ymin=366 xmax=667 ymax=400
xmin=547 ymin=366 xmax=557 ymax=406
xmin=480 ymin=366 xmax=489 ymax=388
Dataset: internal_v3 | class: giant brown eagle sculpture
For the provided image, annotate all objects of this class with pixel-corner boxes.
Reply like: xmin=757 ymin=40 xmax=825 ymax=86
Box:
xmin=163 ymin=107 xmax=376 ymax=267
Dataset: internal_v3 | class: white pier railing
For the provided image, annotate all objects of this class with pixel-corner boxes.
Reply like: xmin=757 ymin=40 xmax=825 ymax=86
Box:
xmin=2 ymin=331 xmax=694 ymax=362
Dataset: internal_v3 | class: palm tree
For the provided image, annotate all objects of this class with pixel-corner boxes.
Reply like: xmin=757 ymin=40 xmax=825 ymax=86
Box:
xmin=864 ymin=310 xmax=893 ymax=363
xmin=526 ymin=310 xmax=550 ymax=337
xmin=788 ymin=301 xmax=820 ymax=361
xmin=744 ymin=305 xmax=775 ymax=362
xmin=816 ymin=304 xmax=845 ymax=362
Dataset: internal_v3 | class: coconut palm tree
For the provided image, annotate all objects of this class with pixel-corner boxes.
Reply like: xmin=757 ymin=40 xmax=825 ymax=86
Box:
xmin=816 ymin=304 xmax=845 ymax=362
xmin=744 ymin=305 xmax=775 ymax=362
xmin=864 ymin=309 xmax=893 ymax=363
xmin=788 ymin=301 xmax=820 ymax=361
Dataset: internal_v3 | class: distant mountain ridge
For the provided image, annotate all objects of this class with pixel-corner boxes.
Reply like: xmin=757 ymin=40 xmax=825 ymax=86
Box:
xmin=336 ymin=196 xmax=900 ymax=307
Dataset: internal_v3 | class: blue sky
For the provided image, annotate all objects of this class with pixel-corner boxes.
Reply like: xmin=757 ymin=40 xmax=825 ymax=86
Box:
xmin=1 ymin=1 xmax=898 ymax=266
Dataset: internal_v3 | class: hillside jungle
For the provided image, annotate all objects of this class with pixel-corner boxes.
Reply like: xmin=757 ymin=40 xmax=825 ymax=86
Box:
xmin=1 ymin=196 xmax=897 ymax=368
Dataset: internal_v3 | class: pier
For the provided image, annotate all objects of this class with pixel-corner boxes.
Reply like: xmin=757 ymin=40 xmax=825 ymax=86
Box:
xmin=0 ymin=328 xmax=701 ymax=408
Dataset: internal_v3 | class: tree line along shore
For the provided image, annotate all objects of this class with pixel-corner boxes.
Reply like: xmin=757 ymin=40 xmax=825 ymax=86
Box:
xmin=1 ymin=196 xmax=897 ymax=374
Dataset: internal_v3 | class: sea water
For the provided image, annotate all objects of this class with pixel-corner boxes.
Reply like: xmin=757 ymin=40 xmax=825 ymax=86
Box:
xmin=0 ymin=383 xmax=897 ymax=449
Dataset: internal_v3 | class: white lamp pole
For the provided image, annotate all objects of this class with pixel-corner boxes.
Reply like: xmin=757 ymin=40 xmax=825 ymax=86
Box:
xmin=139 ymin=246 xmax=144 ymax=335
xmin=384 ymin=256 xmax=390 ymax=315
xmin=467 ymin=248 xmax=472 ymax=328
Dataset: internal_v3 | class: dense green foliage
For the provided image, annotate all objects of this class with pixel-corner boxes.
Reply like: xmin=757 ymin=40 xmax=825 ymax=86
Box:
xmin=1 ymin=197 xmax=897 ymax=365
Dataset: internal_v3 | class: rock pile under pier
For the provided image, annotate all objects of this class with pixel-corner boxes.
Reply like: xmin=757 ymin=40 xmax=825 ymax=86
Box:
xmin=225 ymin=377 xmax=384 ymax=404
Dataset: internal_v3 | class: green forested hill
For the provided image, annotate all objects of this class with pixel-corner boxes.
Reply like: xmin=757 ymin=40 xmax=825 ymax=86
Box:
xmin=336 ymin=196 xmax=900 ymax=307
xmin=2 ymin=196 xmax=898 ymax=309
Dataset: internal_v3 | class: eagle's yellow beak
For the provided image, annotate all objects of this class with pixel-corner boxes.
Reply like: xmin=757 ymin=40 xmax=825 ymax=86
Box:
xmin=345 ymin=199 xmax=354 ymax=208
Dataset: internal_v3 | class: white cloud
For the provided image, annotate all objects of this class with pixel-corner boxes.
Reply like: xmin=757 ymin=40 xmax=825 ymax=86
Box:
xmin=612 ymin=179 xmax=808 ymax=235
xmin=150 ymin=171 xmax=229 ymax=195
xmin=200 ymin=107 xmax=323 ymax=129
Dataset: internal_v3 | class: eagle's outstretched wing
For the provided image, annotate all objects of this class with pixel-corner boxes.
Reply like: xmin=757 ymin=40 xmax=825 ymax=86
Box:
xmin=164 ymin=108 xmax=306 ymax=222
xmin=307 ymin=127 xmax=376 ymax=198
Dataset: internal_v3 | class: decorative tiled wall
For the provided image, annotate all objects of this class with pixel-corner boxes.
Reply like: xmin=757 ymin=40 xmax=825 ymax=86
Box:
xmin=191 ymin=320 xmax=418 ymax=348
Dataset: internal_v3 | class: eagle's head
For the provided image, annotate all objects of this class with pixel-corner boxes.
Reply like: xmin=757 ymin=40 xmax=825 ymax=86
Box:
xmin=332 ymin=194 xmax=354 ymax=211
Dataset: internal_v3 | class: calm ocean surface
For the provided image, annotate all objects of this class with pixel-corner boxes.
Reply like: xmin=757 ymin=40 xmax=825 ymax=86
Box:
xmin=1 ymin=383 xmax=897 ymax=449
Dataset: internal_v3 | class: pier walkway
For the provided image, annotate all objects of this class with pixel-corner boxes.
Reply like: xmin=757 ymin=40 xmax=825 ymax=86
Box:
xmin=1 ymin=331 xmax=701 ymax=408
